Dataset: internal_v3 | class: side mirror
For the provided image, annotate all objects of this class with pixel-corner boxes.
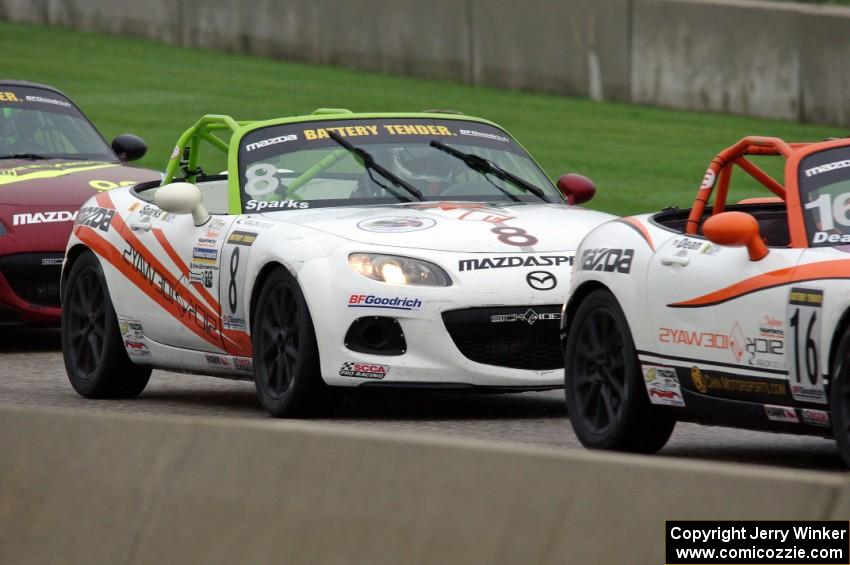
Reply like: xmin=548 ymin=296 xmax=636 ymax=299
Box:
xmin=111 ymin=134 xmax=147 ymax=162
xmin=154 ymin=182 xmax=210 ymax=226
xmin=557 ymin=173 xmax=596 ymax=205
xmin=703 ymin=211 xmax=768 ymax=261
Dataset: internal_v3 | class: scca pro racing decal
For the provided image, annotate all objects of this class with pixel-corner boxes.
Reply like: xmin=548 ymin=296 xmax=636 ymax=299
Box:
xmin=339 ymin=362 xmax=388 ymax=380
xmin=348 ymin=294 xmax=422 ymax=311
xmin=579 ymin=248 xmax=634 ymax=273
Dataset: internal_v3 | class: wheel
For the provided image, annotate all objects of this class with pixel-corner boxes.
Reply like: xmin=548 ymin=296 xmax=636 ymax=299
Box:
xmin=830 ymin=326 xmax=850 ymax=467
xmin=251 ymin=267 xmax=328 ymax=417
xmin=564 ymin=289 xmax=675 ymax=453
xmin=61 ymin=250 xmax=151 ymax=398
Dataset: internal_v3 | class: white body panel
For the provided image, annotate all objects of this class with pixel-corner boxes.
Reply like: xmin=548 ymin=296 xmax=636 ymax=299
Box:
xmin=66 ymin=187 xmax=615 ymax=388
xmin=566 ymin=212 xmax=850 ymax=428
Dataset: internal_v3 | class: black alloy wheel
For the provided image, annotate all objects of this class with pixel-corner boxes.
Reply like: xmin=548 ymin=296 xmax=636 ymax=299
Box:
xmin=564 ymin=289 xmax=675 ymax=453
xmin=252 ymin=267 xmax=327 ymax=417
xmin=61 ymin=250 xmax=151 ymax=398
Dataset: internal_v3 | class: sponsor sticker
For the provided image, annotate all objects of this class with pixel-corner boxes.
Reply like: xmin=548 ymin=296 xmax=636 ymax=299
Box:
xmin=642 ymin=365 xmax=686 ymax=407
xmin=192 ymin=247 xmax=218 ymax=265
xmin=458 ymin=129 xmax=509 ymax=143
xmin=701 ymin=168 xmax=716 ymax=189
xmin=357 ymin=216 xmax=436 ymax=233
xmin=659 ymin=322 xmax=745 ymax=364
xmin=236 ymin=217 xmax=275 ymax=229
xmin=205 ymin=353 xmax=233 ymax=368
xmin=490 ymin=309 xmax=560 ymax=325
xmin=339 ymin=362 xmax=388 ymax=380
xmin=74 ymin=206 xmax=115 ymax=233
xmin=347 ymin=294 xmax=422 ymax=311
xmin=764 ymin=405 xmax=799 ymax=424
xmin=579 ymin=248 xmax=634 ymax=273
xmin=227 ymin=230 xmax=257 ymax=246
xmin=222 ymin=314 xmax=246 ymax=331
xmin=689 ymin=366 xmax=787 ymax=396
xmin=40 ymin=257 xmax=63 ymax=266
xmin=119 ymin=317 xmax=150 ymax=357
xmin=245 ymin=134 xmax=297 ymax=152
xmin=233 ymin=357 xmax=253 ymax=372
xmin=458 ymin=254 xmax=573 ymax=272
xmin=800 ymin=408 xmax=830 ymax=428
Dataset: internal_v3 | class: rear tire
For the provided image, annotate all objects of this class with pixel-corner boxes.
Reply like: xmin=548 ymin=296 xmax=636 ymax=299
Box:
xmin=829 ymin=326 xmax=850 ymax=467
xmin=564 ymin=289 xmax=675 ymax=453
xmin=61 ymin=250 xmax=151 ymax=398
xmin=251 ymin=267 xmax=328 ymax=417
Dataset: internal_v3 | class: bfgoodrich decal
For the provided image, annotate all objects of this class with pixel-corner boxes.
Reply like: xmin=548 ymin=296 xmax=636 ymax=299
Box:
xmin=348 ymin=294 xmax=422 ymax=311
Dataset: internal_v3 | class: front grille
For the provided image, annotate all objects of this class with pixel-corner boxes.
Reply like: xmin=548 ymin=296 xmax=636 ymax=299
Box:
xmin=442 ymin=305 xmax=562 ymax=370
xmin=0 ymin=253 xmax=63 ymax=307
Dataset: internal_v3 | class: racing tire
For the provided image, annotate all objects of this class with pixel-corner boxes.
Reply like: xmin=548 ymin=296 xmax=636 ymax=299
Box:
xmin=61 ymin=250 xmax=151 ymax=398
xmin=830 ymin=326 xmax=850 ymax=467
xmin=251 ymin=267 xmax=329 ymax=417
xmin=564 ymin=289 xmax=675 ymax=453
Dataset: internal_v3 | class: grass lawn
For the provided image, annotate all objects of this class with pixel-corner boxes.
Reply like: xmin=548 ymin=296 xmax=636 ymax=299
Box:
xmin=1 ymin=21 xmax=845 ymax=216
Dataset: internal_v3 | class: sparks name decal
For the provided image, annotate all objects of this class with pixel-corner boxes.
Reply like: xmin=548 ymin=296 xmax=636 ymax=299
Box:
xmin=458 ymin=254 xmax=574 ymax=272
xmin=339 ymin=362 xmax=388 ymax=379
xmin=245 ymin=199 xmax=309 ymax=211
xmin=13 ymin=210 xmax=78 ymax=226
xmin=348 ymin=294 xmax=422 ymax=311
xmin=579 ymin=248 xmax=634 ymax=273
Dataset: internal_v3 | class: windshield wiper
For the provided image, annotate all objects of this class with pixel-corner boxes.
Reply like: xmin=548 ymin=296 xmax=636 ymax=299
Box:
xmin=429 ymin=140 xmax=548 ymax=201
xmin=0 ymin=153 xmax=50 ymax=160
xmin=327 ymin=131 xmax=425 ymax=201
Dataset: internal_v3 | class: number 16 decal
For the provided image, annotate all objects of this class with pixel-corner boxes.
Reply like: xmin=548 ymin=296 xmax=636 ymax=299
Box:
xmin=786 ymin=287 xmax=826 ymax=404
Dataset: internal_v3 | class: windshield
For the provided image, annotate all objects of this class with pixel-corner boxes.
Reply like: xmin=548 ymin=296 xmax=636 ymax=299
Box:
xmin=237 ymin=118 xmax=558 ymax=213
xmin=800 ymin=145 xmax=850 ymax=246
xmin=0 ymin=86 xmax=114 ymax=161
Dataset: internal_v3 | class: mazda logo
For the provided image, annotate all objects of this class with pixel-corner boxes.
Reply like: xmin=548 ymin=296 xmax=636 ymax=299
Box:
xmin=526 ymin=270 xmax=556 ymax=290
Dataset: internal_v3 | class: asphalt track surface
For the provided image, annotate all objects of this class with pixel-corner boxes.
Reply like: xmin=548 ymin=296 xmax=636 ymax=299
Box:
xmin=1 ymin=328 xmax=845 ymax=473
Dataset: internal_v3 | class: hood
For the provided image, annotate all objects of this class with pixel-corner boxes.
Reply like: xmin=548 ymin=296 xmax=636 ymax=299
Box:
xmin=0 ymin=158 xmax=160 ymax=206
xmin=0 ymin=159 xmax=160 ymax=255
xmin=261 ymin=202 xmax=617 ymax=252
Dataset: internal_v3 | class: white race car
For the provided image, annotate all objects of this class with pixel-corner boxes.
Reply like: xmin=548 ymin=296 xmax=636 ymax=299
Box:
xmin=61 ymin=110 xmax=613 ymax=416
xmin=562 ymin=135 xmax=850 ymax=465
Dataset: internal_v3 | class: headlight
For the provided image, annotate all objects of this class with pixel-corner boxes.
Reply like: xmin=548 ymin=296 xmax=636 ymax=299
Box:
xmin=348 ymin=253 xmax=452 ymax=286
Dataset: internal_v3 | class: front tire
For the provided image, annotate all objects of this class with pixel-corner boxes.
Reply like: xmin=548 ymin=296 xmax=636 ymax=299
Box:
xmin=251 ymin=267 xmax=327 ymax=417
xmin=829 ymin=327 xmax=850 ymax=467
xmin=61 ymin=250 xmax=151 ymax=398
xmin=564 ymin=289 xmax=675 ymax=453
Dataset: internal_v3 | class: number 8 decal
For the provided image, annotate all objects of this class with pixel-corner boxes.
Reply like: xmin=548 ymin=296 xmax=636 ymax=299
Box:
xmin=786 ymin=287 xmax=826 ymax=404
xmin=229 ymin=246 xmax=240 ymax=314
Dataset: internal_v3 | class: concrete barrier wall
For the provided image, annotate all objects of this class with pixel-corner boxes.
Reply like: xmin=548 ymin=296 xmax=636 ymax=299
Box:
xmin=1 ymin=404 xmax=848 ymax=565
xmin=1 ymin=0 xmax=850 ymax=124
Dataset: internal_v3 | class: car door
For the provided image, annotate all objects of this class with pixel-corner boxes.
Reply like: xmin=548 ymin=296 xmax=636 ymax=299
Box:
xmin=122 ymin=199 xmax=236 ymax=353
xmin=644 ymin=233 xmax=804 ymax=404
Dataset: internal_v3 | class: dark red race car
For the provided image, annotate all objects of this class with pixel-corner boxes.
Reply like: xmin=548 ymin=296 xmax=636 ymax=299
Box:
xmin=0 ymin=80 xmax=160 ymax=325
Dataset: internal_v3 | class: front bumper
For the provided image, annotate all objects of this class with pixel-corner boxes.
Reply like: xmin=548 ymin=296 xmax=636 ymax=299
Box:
xmin=0 ymin=253 xmax=63 ymax=325
xmin=300 ymin=247 xmax=572 ymax=389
